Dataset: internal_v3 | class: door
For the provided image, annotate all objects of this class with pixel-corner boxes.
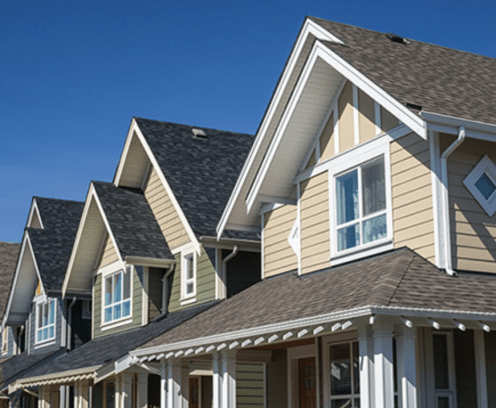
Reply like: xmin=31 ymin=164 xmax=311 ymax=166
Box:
xmin=189 ymin=377 xmax=200 ymax=408
xmin=299 ymin=357 xmax=317 ymax=408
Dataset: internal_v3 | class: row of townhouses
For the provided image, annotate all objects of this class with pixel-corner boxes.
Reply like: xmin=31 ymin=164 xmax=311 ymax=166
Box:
xmin=1 ymin=16 xmax=496 ymax=408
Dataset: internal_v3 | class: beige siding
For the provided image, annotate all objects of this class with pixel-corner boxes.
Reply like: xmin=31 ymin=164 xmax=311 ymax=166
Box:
xmin=305 ymin=149 xmax=316 ymax=169
xmin=236 ymin=363 xmax=264 ymax=408
xmin=391 ymin=133 xmax=435 ymax=261
xmin=358 ymin=89 xmax=376 ymax=143
xmin=29 ymin=209 xmax=43 ymax=229
xmin=319 ymin=112 xmax=335 ymax=162
xmin=381 ymin=107 xmax=400 ymax=133
xmin=443 ymin=135 xmax=496 ymax=273
xmin=144 ymin=166 xmax=190 ymax=250
xmin=301 ymin=172 xmax=330 ymax=274
xmin=98 ymin=235 xmax=119 ymax=269
xmin=263 ymin=205 xmax=298 ymax=278
xmin=338 ymin=81 xmax=355 ymax=153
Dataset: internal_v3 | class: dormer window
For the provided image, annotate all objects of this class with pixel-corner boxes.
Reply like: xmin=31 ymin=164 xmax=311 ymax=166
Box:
xmin=103 ymin=269 xmax=131 ymax=323
xmin=36 ymin=299 xmax=56 ymax=344
xmin=463 ymin=155 xmax=496 ymax=216
xmin=182 ymin=252 xmax=196 ymax=300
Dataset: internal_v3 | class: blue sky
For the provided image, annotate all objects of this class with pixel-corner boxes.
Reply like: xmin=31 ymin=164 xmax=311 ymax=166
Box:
xmin=1 ymin=0 xmax=495 ymax=243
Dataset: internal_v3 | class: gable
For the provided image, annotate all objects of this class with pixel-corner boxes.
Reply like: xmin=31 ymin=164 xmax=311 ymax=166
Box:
xmin=27 ymin=202 xmax=43 ymax=229
xmin=97 ymin=234 xmax=119 ymax=270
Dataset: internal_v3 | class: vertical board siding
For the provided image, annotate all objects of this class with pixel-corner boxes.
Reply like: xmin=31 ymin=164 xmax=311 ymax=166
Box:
xmin=442 ymin=135 xmax=496 ymax=273
xmin=381 ymin=106 xmax=400 ymax=133
xmin=319 ymin=112 xmax=335 ymax=162
xmin=263 ymin=205 xmax=298 ymax=278
xmin=98 ymin=236 xmax=119 ymax=269
xmin=301 ymin=172 xmax=330 ymax=274
xmin=391 ymin=133 xmax=435 ymax=261
xmin=338 ymin=81 xmax=355 ymax=153
xmin=236 ymin=363 xmax=265 ymax=408
xmin=168 ymin=247 xmax=216 ymax=312
xmin=29 ymin=297 xmax=64 ymax=354
xmin=144 ymin=167 xmax=190 ymax=250
xmin=358 ymin=89 xmax=376 ymax=143
xmin=93 ymin=266 xmax=143 ymax=338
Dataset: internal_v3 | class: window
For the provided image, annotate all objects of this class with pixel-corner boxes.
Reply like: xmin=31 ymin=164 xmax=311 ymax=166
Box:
xmin=1 ymin=328 xmax=8 ymax=354
xmin=329 ymin=342 xmax=359 ymax=407
xmin=103 ymin=269 xmax=131 ymax=323
xmin=463 ymin=155 xmax=496 ymax=216
xmin=36 ymin=299 xmax=56 ymax=343
xmin=334 ymin=156 xmax=388 ymax=253
xmin=182 ymin=253 xmax=196 ymax=298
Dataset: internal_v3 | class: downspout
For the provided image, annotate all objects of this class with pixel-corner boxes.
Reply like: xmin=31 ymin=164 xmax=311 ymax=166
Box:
xmin=67 ymin=296 xmax=77 ymax=351
xmin=222 ymin=245 xmax=238 ymax=298
xmin=440 ymin=126 xmax=466 ymax=276
xmin=161 ymin=264 xmax=176 ymax=315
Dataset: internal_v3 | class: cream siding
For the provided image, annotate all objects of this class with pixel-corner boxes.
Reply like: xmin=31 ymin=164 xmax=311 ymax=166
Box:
xmin=144 ymin=166 xmax=190 ymax=250
xmin=381 ymin=107 xmax=400 ymax=133
xmin=443 ymin=135 xmax=496 ymax=273
xmin=391 ymin=133 xmax=435 ymax=261
xmin=263 ymin=205 xmax=298 ymax=278
xmin=305 ymin=150 xmax=316 ymax=169
xmin=319 ymin=112 xmax=335 ymax=162
xmin=98 ymin=236 xmax=119 ymax=269
xmin=358 ymin=89 xmax=376 ymax=143
xmin=236 ymin=363 xmax=265 ymax=408
xmin=338 ymin=81 xmax=354 ymax=153
xmin=300 ymin=172 xmax=330 ymax=274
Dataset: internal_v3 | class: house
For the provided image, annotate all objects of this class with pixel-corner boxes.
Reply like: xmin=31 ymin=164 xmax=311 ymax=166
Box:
xmin=104 ymin=17 xmax=496 ymax=408
xmin=0 ymin=197 xmax=86 ymax=408
xmin=8 ymin=119 xmax=261 ymax=408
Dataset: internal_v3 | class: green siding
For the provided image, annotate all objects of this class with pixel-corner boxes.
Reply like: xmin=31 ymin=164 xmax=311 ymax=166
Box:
xmin=93 ymin=266 xmax=143 ymax=338
xmin=168 ymin=247 xmax=216 ymax=312
xmin=236 ymin=363 xmax=265 ymax=408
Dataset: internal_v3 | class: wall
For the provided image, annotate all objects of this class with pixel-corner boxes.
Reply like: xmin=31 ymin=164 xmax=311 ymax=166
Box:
xmin=454 ymin=330 xmax=477 ymax=407
xmin=29 ymin=297 xmax=64 ymax=354
xmin=266 ymin=349 xmax=287 ymax=408
xmin=98 ymin=236 xmax=119 ymax=269
xmin=236 ymin=363 xmax=265 ymax=408
xmin=485 ymin=332 xmax=496 ymax=406
xmin=225 ymin=250 xmax=261 ymax=298
xmin=148 ymin=268 xmax=165 ymax=321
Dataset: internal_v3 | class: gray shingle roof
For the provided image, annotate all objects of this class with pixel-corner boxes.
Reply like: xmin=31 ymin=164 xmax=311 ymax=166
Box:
xmin=134 ymin=118 xmax=256 ymax=240
xmin=139 ymin=248 xmax=496 ymax=350
xmin=35 ymin=197 xmax=84 ymax=232
xmin=311 ymin=17 xmax=496 ymax=126
xmin=92 ymin=181 xmax=173 ymax=261
xmin=0 ymin=243 xmax=20 ymax=319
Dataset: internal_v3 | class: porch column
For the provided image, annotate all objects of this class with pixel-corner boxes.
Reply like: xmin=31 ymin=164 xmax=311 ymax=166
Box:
xmin=212 ymin=352 xmax=221 ymax=408
xmin=115 ymin=376 xmax=122 ymax=408
xmin=395 ymin=325 xmax=418 ymax=408
xmin=79 ymin=382 xmax=90 ymax=408
xmin=220 ymin=350 xmax=236 ymax=408
xmin=373 ymin=318 xmax=395 ymax=408
xmin=167 ymin=359 xmax=184 ymax=408
xmin=474 ymin=330 xmax=488 ymax=408
xmin=137 ymin=373 xmax=148 ymax=408
xmin=73 ymin=383 xmax=80 ymax=408
xmin=181 ymin=361 xmax=189 ymax=408
xmin=160 ymin=359 xmax=168 ymax=408
xmin=357 ymin=323 xmax=374 ymax=408
xmin=121 ymin=374 xmax=134 ymax=408
xmin=39 ymin=386 xmax=50 ymax=408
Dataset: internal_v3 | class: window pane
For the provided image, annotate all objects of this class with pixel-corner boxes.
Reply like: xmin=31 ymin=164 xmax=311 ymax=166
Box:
xmin=353 ymin=342 xmax=359 ymax=394
xmin=123 ymin=270 xmax=131 ymax=300
xmin=186 ymin=256 xmax=194 ymax=279
xmin=186 ymin=283 xmax=194 ymax=295
xmin=433 ymin=334 xmax=449 ymax=390
xmin=330 ymin=344 xmax=352 ymax=396
xmin=475 ymin=173 xmax=496 ymax=200
xmin=37 ymin=330 xmax=42 ymax=342
xmin=48 ymin=326 xmax=54 ymax=339
xmin=42 ymin=304 xmax=48 ymax=326
xmin=437 ymin=397 xmax=450 ymax=408
xmin=105 ymin=277 xmax=112 ymax=306
xmin=362 ymin=157 xmax=385 ymax=216
xmin=331 ymin=399 xmax=352 ymax=408
xmin=362 ymin=214 xmax=387 ymax=244
xmin=338 ymin=224 xmax=360 ymax=251
xmin=114 ymin=304 xmax=122 ymax=320
xmin=104 ymin=307 xmax=112 ymax=323
xmin=123 ymin=300 xmax=131 ymax=317
xmin=114 ymin=274 xmax=122 ymax=303
xmin=336 ymin=170 xmax=359 ymax=225
xmin=48 ymin=301 xmax=55 ymax=325
xmin=43 ymin=328 xmax=48 ymax=340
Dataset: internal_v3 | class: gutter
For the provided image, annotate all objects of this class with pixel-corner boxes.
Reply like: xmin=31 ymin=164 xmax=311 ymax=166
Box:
xmin=440 ymin=127 xmax=465 ymax=276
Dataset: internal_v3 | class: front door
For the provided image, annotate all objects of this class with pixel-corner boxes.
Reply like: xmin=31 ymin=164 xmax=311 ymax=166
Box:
xmin=299 ymin=357 xmax=317 ymax=408
xmin=189 ymin=377 xmax=200 ymax=408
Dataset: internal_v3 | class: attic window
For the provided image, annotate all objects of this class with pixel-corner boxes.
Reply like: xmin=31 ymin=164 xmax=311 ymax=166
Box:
xmin=463 ymin=155 xmax=496 ymax=216
xmin=192 ymin=128 xmax=208 ymax=139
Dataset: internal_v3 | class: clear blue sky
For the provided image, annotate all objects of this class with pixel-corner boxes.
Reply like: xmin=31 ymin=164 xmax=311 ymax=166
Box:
xmin=1 ymin=0 xmax=495 ymax=243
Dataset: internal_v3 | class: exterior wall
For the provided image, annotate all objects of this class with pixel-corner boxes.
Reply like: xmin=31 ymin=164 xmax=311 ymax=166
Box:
xmin=391 ymin=133 xmax=435 ymax=262
xmin=358 ymin=89 xmax=376 ymax=144
xmin=300 ymin=172 xmax=330 ymax=275
xmin=454 ymin=330 xmax=477 ymax=407
xmin=381 ymin=106 xmax=400 ymax=133
xmin=93 ymin=266 xmax=143 ymax=338
xmin=266 ymin=349 xmax=287 ymax=408
xmin=319 ymin=112 xmax=335 ymax=162
xmin=485 ymin=332 xmax=496 ymax=406
xmin=443 ymin=135 xmax=496 ymax=273
xmin=148 ymin=267 xmax=165 ymax=321
xmin=236 ymin=363 xmax=264 ymax=408
xmin=168 ymin=247 xmax=216 ymax=312
xmin=98 ymin=236 xmax=119 ymax=269
xmin=29 ymin=296 xmax=65 ymax=354
xmin=144 ymin=166 xmax=190 ymax=250
xmin=338 ymin=81 xmax=354 ymax=153
xmin=225 ymin=250 xmax=261 ymax=298
xmin=263 ymin=205 xmax=298 ymax=278
xmin=1 ymin=326 xmax=15 ymax=357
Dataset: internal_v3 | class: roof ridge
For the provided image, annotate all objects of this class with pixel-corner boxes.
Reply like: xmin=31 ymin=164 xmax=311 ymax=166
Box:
xmin=33 ymin=196 xmax=83 ymax=204
xmin=384 ymin=250 xmax=416 ymax=307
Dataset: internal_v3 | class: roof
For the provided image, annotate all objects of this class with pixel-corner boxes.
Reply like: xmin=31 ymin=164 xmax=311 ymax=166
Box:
xmin=311 ymin=17 xmax=496 ymax=126
xmin=134 ymin=118 xmax=257 ymax=239
xmin=13 ymin=302 xmax=214 ymax=381
xmin=138 ymin=248 xmax=496 ymax=350
xmin=0 ymin=243 xmax=20 ymax=319
xmin=92 ymin=181 xmax=173 ymax=261
xmin=35 ymin=197 xmax=84 ymax=231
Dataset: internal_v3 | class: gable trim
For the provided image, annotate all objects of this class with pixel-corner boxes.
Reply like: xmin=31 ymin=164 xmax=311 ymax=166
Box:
xmin=27 ymin=199 xmax=44 ymax=229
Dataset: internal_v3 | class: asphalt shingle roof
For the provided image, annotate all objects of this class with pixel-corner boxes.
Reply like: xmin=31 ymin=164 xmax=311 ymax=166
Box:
xmin=311 ymin=17 xmax=496 ymax=126
xmin=35 ymin=197 xmax=84 ymax=232
xmin=139 ymin=248 xmax=496 ymax=350
xmin=134 ymin=118 xmax=256 ymax=240
xmin=0 ymin=243 xmax=20 ymax=319
xmin=92 ymin=181 xmax=173 ymax=261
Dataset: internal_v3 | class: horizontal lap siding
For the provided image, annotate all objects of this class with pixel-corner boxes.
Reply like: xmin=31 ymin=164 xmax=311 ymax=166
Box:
xmin=98 ymin=236 xmax=118 ymax=269
xmin=443 ymin=135 xmax=496 ymax=273
xmin=144 ymin=167 xmax=189 ymax=250
xmin=358 ymin=89 xmax=376 ymax=144
xmin=391 ymin=133 xmax=435 ymax=261
xmin=263 ymin=205 xmax=298 ymax=278
xmin=338 ymin=81 xmax=354 ymax=153
xmin=236 ymin=363 xmax=264 ymax=408
xmin=301 ymin=172 xmax=330 ymax=274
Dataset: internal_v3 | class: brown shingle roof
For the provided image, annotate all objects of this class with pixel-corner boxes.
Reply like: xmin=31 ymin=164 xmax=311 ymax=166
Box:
xmin=0 ymin=242 xmax=20 ymax=319
xmin=311 ymin=17 xmax=496 ymax=126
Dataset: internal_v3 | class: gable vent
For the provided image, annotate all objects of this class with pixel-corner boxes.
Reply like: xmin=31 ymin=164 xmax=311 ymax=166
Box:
xmin=386 ymin=32 xmax=408 ymax=44
xmin=192 ymin=128 xmax=208 ymax=139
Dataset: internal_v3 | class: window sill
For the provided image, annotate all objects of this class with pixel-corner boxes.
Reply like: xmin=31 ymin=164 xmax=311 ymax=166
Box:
xmin=180 ymin=296 xmax=196 ymax=306
xmin=100 ymin=317 xmax=133 ymax=331
xmin=34 ymin=339 xmax=56 ymax=348
xmin=330 ymin=239 xmax=393 ymax=267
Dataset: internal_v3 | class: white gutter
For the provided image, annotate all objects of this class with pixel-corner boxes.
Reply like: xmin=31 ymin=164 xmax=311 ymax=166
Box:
xmin=440 ymin=127 xmax=465 ymax=276
xmin=222 ymin=245 xmax=238 ymax=265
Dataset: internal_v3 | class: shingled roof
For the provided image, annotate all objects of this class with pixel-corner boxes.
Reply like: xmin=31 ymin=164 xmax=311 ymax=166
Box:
xmin=134 ymin=118 xmax=256 ymax=240
xmin=35 ymin=197 xmax=84 ymax=232
xmin=138 ymin=247 xmax=496 ymax=350
xmin=92 ymin=181 xmax=173 ymax=261
xmin=311 ymin=17 xmax=496 ymax=126
xmin=0 ymin=243 xmax=20 ymax=319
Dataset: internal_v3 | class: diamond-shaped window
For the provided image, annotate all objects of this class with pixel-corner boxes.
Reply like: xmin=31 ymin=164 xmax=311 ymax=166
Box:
xmin=463 ymin=155 xmax=496 ymax=216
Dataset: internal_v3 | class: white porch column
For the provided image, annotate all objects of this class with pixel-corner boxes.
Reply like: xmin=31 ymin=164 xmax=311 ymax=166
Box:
xmin=80 ymin=382 xmax=90 ymax=408
xmin=181 ymin=361 xmax=189 ymax=408
xmin=357 ymin=323 xmax=375 ymax=408
xmin=395 ymin=325 xmax=418 ymax=408
xmin=474 ymin=330 xmax=488 ymax=408
xmin=73 ymin=383 xmax=80 ymax=408
xmin=160 ymin=359 xmax=168 ymax=408
xmin=137 ymin=373 xmax=148 ymax=408
xmin=115 ymin=376 xmax=122 ymax=408
xmin=168 ymin=359 xmax=184 ymax=408
xmin=373 ymin=318 xmax=395 ymax=408
xmin=121 ymin=374 xmax=134 ymax=408
xmin=212 ymin=352 xmax=221 ymax=408
xmin=220 ymin=350 xmax=236 ymax=408
xmin=39 ymin=386 xmax=49 ymax=408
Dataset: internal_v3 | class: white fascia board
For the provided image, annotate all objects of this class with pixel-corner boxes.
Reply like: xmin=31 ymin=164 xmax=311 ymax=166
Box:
xmin=369 ymin=306 xmax=496 ymax=322
xmin=113 ymin=118 xmax=139 ymax=186
xmin=216 ymin=18 xmax=345 ymax=239
xmin=114 ymin=354 xmax=137 ymax=375
xmin=27 ymin=199 xmax=44 ymax=229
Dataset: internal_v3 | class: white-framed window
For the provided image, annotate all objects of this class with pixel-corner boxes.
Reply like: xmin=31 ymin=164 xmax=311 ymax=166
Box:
xmin=36 ymin=299 xmax=56 ymax=344
xmin=463 ymin=155 xmax=496 ymax=216
xmin=103 ymin=269 xmax=132 ymax=324
xmin=1 ymin=328 xmax=8 ymax=354
xmin=182 ymin=253 xmax=196 ymax=299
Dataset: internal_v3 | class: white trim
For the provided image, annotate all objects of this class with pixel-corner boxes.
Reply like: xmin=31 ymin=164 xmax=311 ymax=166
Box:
xmin=352 ymin=83 xmax=360 ymax=145
xmin=100 ymin=266 xmax=133 ymax=327
xmin=296 ymin=183 xmax=302 ymax=275
xmin=181 ymin=249 xmax=197 ymax=301
xmin=27 ymin=199 xmax=44 ymax=229
xmin=463 ymin=155 xmax=496 ymax=216
xmin=374 ymin=101 xmax=381 ymax=136
xmin=261 ymin=214 xmax=265 ymax=280
xmin=287 ymin=343 xmax=317 ymax=408
xmin=142 ymin=267 xmax=149 ymax=325
xmin=422 ymin=111 xmax=496 ymax=141
xmin=96 ymin=260 xmax=122 ymax=276
xmin=334 ymin=103 xmax=340 ymax=155
xmin=34 ymin=298 xmax=57 ymax=345
xmin=430 ymin=131 xmax=443 ymax=268
xmin=474 ymin=330 xmax=488 ymax=408
xmin=100 ymin=317 xmax=133 ymax=332
xmin=287 ymin=219 xmax=300 ymax=258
